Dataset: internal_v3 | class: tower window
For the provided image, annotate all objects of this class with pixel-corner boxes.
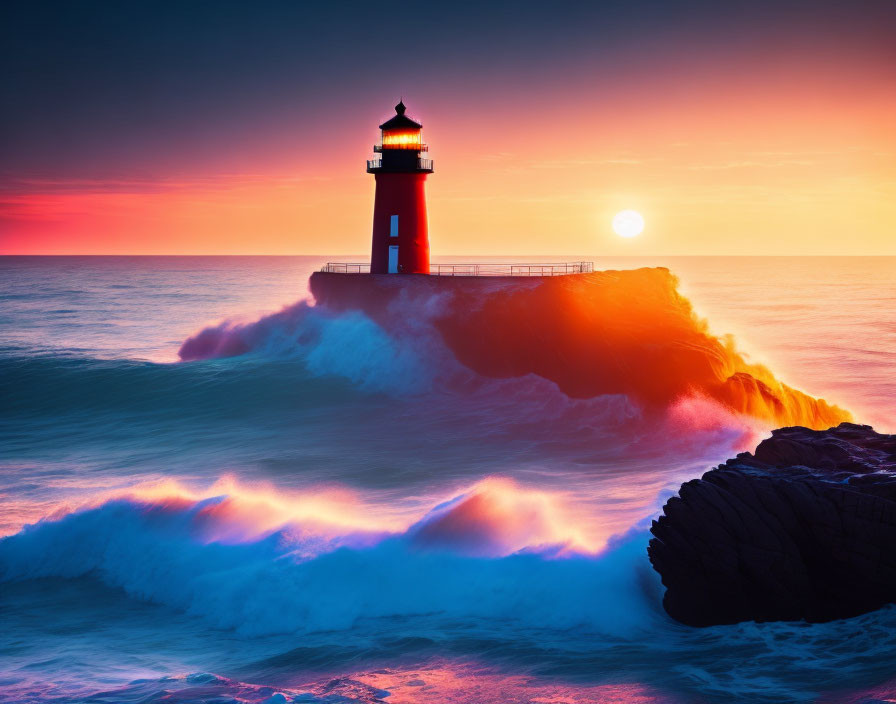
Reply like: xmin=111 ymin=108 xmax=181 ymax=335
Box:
xmin=390 ymin=214 xmax=398 ymax=237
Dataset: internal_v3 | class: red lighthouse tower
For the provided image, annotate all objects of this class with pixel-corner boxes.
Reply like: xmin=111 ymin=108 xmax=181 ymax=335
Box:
xmin=367 ymin=101 xmax=433 ymax=274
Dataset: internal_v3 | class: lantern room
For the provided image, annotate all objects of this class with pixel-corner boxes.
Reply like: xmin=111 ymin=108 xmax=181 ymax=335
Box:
xmin=375 ymin=101 xmax=427 ymax=151
xmin=368 ymin=101 xmax=433 ymax=175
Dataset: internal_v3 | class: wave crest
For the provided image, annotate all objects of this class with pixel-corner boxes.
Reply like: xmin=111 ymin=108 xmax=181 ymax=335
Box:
xmin=0 ymin=480 xmax=657 ymax=637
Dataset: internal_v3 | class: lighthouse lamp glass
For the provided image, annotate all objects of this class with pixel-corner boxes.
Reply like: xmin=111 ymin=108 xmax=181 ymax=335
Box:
xmin=382 ymin=130 xmax=422 ymax=149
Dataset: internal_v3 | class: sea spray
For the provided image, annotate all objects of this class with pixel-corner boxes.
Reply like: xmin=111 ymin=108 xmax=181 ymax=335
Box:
xmin=179 ymin=268 xmax=849 ymax=428
xmin=179 ymin=302 xmax=432 ymax=394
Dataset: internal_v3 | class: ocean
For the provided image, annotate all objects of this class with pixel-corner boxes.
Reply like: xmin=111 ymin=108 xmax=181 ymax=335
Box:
xmin=1 ymin=255 xmax=894 ymax=704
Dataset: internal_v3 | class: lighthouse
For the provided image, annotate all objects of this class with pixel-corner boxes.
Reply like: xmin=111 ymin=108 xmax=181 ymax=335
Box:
xmin=366 ymin=101 xmax=433 ymax=274
xmin=319 ymin=102 xmax=592 ymax=278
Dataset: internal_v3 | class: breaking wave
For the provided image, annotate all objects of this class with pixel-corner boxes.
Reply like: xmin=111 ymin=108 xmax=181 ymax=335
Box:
xmin=0 ymin=480 xmax=659 ymax=638
xmin=178 ymin=268 xmax=850 ymax=429
xmin=178 ymin=303 xmax=432 ymax=394
xmin=7 ymin=480 xmax=896 ymax=704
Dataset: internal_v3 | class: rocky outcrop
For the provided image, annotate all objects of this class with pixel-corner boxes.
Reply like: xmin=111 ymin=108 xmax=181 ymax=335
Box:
xmin=649 ymin=423 xmax=896 ymax=627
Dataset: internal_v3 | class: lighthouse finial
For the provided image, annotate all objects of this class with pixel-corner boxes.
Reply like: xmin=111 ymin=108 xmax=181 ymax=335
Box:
xmin=395 ymin=100 xmax=406 ymax=115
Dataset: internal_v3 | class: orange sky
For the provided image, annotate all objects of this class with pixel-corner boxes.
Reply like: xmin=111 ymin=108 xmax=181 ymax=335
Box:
xmin=2 ymin=23 xmax=894 ymax=256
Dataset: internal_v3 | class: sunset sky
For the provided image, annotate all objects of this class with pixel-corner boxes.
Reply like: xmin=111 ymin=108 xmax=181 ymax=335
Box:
xmin=1 ymin=0 xmax=894 ymax=256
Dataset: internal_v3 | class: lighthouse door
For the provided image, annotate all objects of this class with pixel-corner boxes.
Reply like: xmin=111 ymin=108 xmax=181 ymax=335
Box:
xmin=388 ymin=246 xmax=399 ymax=274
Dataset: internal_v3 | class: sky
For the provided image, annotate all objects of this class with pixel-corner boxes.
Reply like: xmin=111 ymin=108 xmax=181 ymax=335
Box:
xmin=1 ymin=0 xmax=894 ymax=256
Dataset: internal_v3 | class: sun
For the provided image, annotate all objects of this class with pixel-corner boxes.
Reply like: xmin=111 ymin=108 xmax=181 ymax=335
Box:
xmin=612 ymin=210 xmax=644 ymax=238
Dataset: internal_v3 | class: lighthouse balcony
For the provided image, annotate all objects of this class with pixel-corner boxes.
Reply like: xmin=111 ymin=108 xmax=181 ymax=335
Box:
xmin=366 ymin=157 xmax=434 ymax=173
xmin=373 ymin=144 xmax=428 ymax=153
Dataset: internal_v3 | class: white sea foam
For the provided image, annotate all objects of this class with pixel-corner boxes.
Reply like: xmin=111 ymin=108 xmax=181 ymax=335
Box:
xmin=0 ymin=488 xmax=660 ymax=638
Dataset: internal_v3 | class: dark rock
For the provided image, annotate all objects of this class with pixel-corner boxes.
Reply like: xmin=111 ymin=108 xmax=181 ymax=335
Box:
xmin=648 ymin=422 xmax=896 ymax=627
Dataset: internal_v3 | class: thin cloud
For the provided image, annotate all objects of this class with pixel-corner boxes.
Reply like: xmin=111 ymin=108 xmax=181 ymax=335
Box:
xmin=0 ymin=174 xmax=332 ymax=196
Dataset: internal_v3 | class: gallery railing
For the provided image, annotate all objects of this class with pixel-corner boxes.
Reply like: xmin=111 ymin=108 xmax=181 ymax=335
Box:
xmin=366 ymin=158 xmax=434 ymax=172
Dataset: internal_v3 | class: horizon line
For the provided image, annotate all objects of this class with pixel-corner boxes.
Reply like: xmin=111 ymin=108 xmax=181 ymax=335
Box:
xmin=2 ymin=253 xmax=894 ymax=258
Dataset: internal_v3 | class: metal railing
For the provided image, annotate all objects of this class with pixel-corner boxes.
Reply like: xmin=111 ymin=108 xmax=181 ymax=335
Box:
xmin=431 ymin=262 xmax=593 ymax=276
xmin=320 ymin=262 xmax=593 ymax=276
xmin=321 ymin=262 xmax=371 ymax=274
xmin=366 ymin=158 xmax=434 ymax=172
xmin=374 ymin=144 xmax=429 ymax=152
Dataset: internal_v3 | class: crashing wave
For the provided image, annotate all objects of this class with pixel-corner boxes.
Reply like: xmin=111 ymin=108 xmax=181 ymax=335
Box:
xmin=179 ymin=268 xmax=849 ymax=429
xmin=0 ymin=479 xmax=657 ymax=637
